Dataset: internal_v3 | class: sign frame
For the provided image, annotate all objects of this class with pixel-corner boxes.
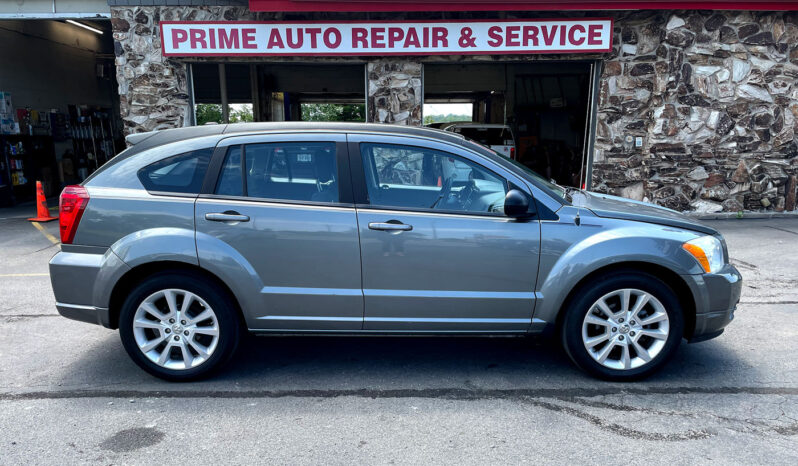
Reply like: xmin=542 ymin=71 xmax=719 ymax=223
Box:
xmin=159 ymin=18 xmax=615 ymax=58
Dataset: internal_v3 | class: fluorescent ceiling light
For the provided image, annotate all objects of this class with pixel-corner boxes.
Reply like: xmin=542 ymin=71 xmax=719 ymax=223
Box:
xmin=66 ymin=20 xmax=103 ymax=35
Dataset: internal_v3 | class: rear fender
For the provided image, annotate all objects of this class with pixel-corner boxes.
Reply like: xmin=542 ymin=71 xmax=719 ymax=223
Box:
xmin=195 ymin=231 xmax=264 ymax=327
xmin=95 ymin=228 xmax=200 ymax=309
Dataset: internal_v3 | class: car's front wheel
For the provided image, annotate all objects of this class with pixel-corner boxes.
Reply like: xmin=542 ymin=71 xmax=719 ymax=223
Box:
xmin=561 ymin=271 xmax=684 ymax=381
xmin=119 ymin=271 xmax=241 ymax=381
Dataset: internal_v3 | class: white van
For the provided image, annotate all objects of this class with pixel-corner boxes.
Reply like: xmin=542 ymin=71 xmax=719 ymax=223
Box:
xmin=443 ymin=123 xmax=516 ymax=159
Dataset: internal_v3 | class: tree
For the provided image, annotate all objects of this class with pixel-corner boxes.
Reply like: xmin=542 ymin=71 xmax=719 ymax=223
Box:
xmin=423 ymin=113 xmax=472 ymax=125
xmin=195 ymin=104 xmax=223 ymax=125
xmin=301 ymin=103 xmax=366 ymax=122
xmin=195 ymin=104 xmax=254 ymax=125
xmin=230 ymin=105 xmax=254 ymax=123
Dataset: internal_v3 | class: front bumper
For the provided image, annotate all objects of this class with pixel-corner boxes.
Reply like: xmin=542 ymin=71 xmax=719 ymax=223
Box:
xmin=685 ymin=263 xmax=742 ymax=343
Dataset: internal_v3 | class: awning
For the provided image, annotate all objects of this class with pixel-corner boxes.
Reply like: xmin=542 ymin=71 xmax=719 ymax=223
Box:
xmin=250 ymin=1 xmax=798 ymax=12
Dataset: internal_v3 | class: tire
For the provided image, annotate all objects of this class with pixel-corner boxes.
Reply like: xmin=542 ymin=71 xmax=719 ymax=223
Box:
xmin=561 ymin=271 xmax=684 ymax=381
xmin=119 ymin=271 xmax=241 ymax=381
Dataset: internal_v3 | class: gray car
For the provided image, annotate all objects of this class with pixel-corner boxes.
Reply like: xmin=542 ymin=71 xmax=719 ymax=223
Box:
xmin=49 ymin=122 xmax=742 ymax=381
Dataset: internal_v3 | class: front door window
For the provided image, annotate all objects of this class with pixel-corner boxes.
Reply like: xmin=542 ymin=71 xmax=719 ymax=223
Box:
xmin=360 ymin=143 xmax=507 ymax=214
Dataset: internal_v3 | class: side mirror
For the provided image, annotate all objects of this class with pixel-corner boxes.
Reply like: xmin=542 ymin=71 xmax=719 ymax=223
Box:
xmin=504 ymin=189 xmax=530 ymax=218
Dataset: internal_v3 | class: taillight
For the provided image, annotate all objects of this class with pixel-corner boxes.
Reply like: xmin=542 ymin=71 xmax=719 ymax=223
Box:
xmin=59 ymin=185 xmax=89 ymax=244
xmin=510 ymin=147 xmax=516 ymax=160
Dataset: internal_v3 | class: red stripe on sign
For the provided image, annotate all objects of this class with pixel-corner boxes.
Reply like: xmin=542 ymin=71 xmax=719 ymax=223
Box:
xmin=159 ymin=19 xmax=615 ymax=57
xmin=250 ymin=0 xmax=798 ymax=12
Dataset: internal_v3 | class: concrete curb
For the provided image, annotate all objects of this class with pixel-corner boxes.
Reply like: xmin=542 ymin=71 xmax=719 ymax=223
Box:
xmin=686 ymin=212 xmax=798 ymax=220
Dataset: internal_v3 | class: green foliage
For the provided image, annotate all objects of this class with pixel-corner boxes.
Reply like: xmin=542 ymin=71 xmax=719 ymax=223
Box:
xmin=230 ymin=105 xmax=254 ymax=123
xmin=195 ymin=104 xmax=223 ymax=125
xmin=301 ymin=103 xmax=366 ymax=122
xmin=195 ymin=104 xmax=254 ymax=125
xmin=423 ymin=113 xmax=472 ymax=125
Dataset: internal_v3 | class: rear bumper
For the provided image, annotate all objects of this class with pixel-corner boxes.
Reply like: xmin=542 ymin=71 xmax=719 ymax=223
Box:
xmin=56 ymin=302 xmax=112 ymax=328
xmin=686 ymin=264 xmax=742 ymax=343
xmin=49 ymin=247 xmax=130 ymax=329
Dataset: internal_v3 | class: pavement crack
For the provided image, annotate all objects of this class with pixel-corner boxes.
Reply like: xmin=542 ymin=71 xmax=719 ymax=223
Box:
xmin=522 ymin=398 xmax=713 ymax=441
xmin=766 ymin=225 xmax=798 ymax=236
xmin=3 ymin=386 xmax=798 ymax=401
xmin=730 ymin=258 xmax=758 ymax=270
xmin=1 ymin=314 xmax=59 ymax=322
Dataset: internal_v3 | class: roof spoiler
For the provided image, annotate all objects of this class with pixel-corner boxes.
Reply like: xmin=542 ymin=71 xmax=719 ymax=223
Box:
xmin=125 ymin=130 xmax=157 ymax=146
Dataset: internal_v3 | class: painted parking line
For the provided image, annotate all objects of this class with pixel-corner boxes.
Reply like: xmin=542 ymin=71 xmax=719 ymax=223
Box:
xmin=0 ymin=273 xmax=49 ymax=277
xmin=31 ymin=221 xmax=60 ymax=245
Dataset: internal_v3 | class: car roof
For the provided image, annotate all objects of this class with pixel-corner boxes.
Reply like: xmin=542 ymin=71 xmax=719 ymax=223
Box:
xmin=124 ymin=122 xmax=466 ymax=156
xmin=444 ymin=123 xmax=511 ymax=129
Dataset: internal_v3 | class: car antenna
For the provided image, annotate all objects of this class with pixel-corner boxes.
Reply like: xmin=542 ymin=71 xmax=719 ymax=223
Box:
xmin=562 ymin=182 xmax=581 ymax=226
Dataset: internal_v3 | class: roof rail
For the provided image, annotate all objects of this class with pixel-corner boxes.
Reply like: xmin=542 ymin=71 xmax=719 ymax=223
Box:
xmin=125 ymin=130 xmax=158 ymax=146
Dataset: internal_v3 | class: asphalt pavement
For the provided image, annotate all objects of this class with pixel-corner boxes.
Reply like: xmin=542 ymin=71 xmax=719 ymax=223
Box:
xmin=1 ymin=204 xmax=797 ymax=464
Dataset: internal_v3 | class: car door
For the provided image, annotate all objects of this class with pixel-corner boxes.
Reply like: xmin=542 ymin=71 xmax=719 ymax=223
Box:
xmin=195 ymin=133 xmax=363 ymax=330
xmin=349 ymin=133 xmax=541 ymax=332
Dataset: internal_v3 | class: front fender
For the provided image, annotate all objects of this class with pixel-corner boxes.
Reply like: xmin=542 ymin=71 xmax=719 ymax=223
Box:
xmin=533 ymin=209 xmax=705 ymax=326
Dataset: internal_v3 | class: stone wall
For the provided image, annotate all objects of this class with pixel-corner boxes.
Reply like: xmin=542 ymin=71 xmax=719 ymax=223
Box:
xmin=592 ymin=11 xmax=798 ymax=213
xmin=111 ymin=6 xmax=257 ymax=133
xmin=110 ymin=6 xmax=424 ymax=132
xmin=367 ymin=60 xmax=423 ymax=126
xmin=111 ymin=6 xmax=798 ymax=212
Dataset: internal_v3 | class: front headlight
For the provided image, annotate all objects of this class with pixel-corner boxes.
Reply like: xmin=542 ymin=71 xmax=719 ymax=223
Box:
xmin=682 ymin=235 xmax=725 ymax=273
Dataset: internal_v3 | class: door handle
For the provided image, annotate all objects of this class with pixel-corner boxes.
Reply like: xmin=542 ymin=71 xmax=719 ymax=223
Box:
xmin=205 ymin=212 xmax=250 ymax=223
xmin=368 ymin=222 xmax=412 ymax=231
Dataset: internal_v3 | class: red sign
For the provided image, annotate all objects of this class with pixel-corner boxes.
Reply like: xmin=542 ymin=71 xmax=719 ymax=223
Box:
xmin=250 ymin=0 xmax=798 ymax=12
xmin=160 ymin=19 xmax=613 ymax=57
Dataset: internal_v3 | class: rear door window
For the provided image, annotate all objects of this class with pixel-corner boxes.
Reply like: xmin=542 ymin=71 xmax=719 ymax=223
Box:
xmin=137 ymin=148 xmax=213 ymax=194
xmin=214 ymin=142 xmax=339 ymax=203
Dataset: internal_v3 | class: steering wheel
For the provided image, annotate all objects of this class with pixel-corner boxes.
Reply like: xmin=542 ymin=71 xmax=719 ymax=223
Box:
xmin=457 ymin=178 xmax=480 ymax=211
xmin=430 ymin=176 xmax=453 ymax=209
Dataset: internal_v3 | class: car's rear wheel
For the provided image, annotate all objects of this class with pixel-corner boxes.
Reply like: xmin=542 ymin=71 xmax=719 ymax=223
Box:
xmin=119 ymin=271 xmax=241 ymax=381
xmin=561 ymin=271 xmax=684 ymax=381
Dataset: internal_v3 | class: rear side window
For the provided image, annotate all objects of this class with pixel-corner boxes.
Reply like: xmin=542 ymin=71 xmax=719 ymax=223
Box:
xmin=138 ymin=148 xmax=212 ymax=194
xmin=214 ymin=142 xmax=339 ymax=203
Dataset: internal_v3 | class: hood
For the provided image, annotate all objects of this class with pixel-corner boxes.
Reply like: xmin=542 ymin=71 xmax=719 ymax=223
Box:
xmin=570 ymin=191 xmax=718 ymax=236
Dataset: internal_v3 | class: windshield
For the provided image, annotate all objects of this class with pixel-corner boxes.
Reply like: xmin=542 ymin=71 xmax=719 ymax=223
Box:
xmin=459 ymin=138 xmax=569 ymax=203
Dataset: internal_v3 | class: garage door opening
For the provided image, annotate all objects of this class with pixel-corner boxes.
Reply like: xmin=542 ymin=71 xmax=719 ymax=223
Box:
xmin=423 ymin=102 xmax=474 ymax=128
xmin=191 ymin=63 xmax=366 ymax=123
xmin=424 ymin=62 xmax=597 ymax=188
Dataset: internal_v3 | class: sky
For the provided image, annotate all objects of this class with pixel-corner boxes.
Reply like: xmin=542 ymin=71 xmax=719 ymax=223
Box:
xmin=423 ymin=103 xmax=473 ymax=116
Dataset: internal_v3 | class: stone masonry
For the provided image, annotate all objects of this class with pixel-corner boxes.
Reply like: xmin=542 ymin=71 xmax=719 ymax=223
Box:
xmin=367 ymin=60 xmax=423 ymax=126
xmin=593 ymin=11 xmax=798 ymax=213
xmin=110 ymin=6 xmax=423 ymax=132
xmin=110 ymin=6 xmax=798 ymax=212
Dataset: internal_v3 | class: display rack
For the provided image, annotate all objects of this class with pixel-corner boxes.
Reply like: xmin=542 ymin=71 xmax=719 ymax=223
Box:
xmin=0 ymin=134 xmax=57 ymax=207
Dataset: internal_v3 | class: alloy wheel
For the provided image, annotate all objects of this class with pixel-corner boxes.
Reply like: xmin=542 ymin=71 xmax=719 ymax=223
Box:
xmin=581 ymin=288 xmax=670 ymax=371
xmin=132 ymin=289 xmax=220 ymax=370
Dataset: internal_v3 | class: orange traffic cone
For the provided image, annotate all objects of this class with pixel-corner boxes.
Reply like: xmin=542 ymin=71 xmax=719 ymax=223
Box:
xmin=27 ymin=181 xmax=58 ymax=222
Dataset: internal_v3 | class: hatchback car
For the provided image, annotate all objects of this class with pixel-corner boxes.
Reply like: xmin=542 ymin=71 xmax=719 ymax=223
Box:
xmin=50 ymin=122 xmax=741 ymax=381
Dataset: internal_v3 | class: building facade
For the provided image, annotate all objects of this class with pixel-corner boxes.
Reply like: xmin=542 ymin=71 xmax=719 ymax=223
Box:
xmin=108 ymin=1 xmax=798 ymax=213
